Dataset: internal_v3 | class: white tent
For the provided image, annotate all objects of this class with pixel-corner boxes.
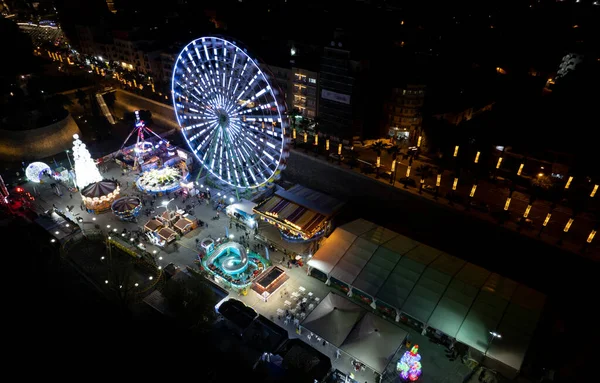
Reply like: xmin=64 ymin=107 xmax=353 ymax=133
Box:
xmin=301 ymin=293 xmax=366 ymax=347
xmin=307 ymin=228 xmax=356 ymax=275
xmin=340 ymin=313 xmax=408 ymax=374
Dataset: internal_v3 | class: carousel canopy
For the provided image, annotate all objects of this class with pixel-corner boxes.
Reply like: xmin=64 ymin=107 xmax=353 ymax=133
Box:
xmin=81 ymin=180 xmax=118 ymax=198
xmin=111 ymin=196 xmax=142 ymax=213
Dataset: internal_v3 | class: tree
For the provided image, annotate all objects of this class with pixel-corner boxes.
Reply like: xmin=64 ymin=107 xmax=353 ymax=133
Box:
xmin=387 ymin=144 xmax=402 ymax=184
xmin=416 ymin=165 xmax=434 ymax=194
xmin=288 ymin=108 xmax=300 ymax=130
xmin=369 ymin=140 xmax=389 ymax=178
xmin=161 ymin=274 xmax=217 ymax=334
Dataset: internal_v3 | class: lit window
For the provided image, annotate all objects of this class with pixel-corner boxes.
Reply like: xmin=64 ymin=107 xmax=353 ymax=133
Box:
xmin=309 ymin=78 xmax=316 ymax=84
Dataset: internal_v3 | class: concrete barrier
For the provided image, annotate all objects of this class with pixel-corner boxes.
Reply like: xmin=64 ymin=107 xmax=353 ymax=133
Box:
xmin=0 ymin=114 xmax=82 ymax=161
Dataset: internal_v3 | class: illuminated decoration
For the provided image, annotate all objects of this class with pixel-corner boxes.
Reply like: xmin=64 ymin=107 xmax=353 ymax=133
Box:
xmin=523 ymin=205 xmax=532 ymax=218
xmin=326 ymin=139 xmax=330 ymax=151
xmin=304 ymin=132 xmax=308 ymax=143
xmin=470 ymin=185 xmax=477 ymax=198
xmin=406 ymin=166 xmax=411 ymax=177
xmin=496 ymin=157 xmax=503 ymax=169
xmin=397 ymin=345 xmax=422 ymax=381
xmin=436 ymin=174 xmax=441 ymax=187
xmin=563 ymin=218 xmax=574 ymax=232
xmin=517 ymin=163 xmax=524 ymax=176
xmin=543 ymin=213 xmax=551 ymax=226
xmin=587 ymin=230 xmax=596 ymax=243
xmin=453 ymin=146 xmax=459 ymax=157
xmin=293 ymin=128 xmax=297 ymax=139
xmin=377 ymin=157 xmax=381 ymax=168
xmin=591 ymin=185 xmax=598 ymax=198
xmin=72 ymin=134 xmax=102 ymax=190
xmin=171 ymin=36 xmax=289 ymax=190
xmin=452 ymin=177 xmax=458 ymax=191
xmin=338 ymin=143 xmax=342 ymax=155
xmin=25 ymin=162 xmax=51 ymax=183
xmin=417 ymin=136 xmax=422 ymax=147
xmin=474 ymin=151 xmax=480 ymax=163
xmin=314 ymin=134 xmax=318 ymax=145
xmin=504 ymin=197 xmax=511 ymax=211
xmin=391 ymin=160 xmax=396 ymax=172
xmin=565 ymin=176 xmax=573 ymax=189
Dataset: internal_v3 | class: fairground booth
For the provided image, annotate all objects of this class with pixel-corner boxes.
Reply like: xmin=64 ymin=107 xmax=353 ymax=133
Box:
xmin=253 ymin=184 xmax=344 ymax=242
xmin=307 ymin=219 xmax=546 ymax=379
xmin=226 ymin=199 xmax=257 ymax=228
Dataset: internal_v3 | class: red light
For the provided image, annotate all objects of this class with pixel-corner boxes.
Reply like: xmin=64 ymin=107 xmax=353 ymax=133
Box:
xmin=16 ymin=187 xmax=23 ymax=192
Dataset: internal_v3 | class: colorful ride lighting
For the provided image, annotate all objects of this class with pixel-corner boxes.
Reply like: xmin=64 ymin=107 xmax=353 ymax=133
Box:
xmin=587 ymin=230 xmax=596 ymax=243
xmin=591 ymin=184 xmax=598 ymax=198
xmin=543 ymin=213 xmax=551 ymax=227
xmin=453 ymin=145 xmax=459 ymax=157
xmin=517 ymin=163 xmax=524 ymax=176
xmin=452 ymin=177 xmax=458 ymax=190
xmin=469 ymin=185 xmax=477 ymax=197
xmin=504 ymin=197 xmax=511 ymax=211
xmin=523 ymin=204 xmax=532 ymax=218
xmin=474 ymin=151 xmax=480 ymax=163
xmin=563 ymin=218 xmax=574 ymax=232
xmin=496 ymin=157 xmax=503 ymax=169
xmin=565 ymin=176 xmax=573 ymax=189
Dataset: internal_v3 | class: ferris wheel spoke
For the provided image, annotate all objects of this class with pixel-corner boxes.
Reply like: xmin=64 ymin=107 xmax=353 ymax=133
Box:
xmin=173 ymin=36 xmax=288 ymax=189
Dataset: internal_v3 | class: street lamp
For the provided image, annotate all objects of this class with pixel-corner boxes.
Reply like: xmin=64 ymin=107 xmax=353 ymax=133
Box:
xmin=161 ymin=198 xmax=175 ymax=212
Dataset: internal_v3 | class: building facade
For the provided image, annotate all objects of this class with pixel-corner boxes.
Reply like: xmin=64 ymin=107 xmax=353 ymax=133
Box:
xmin=385 ymin=85 xmax=426 ymax=138
xmin=318 ymin=44 xmax=357 ymax=137
xmin=291 ymin=67 xmax=318 ymax=119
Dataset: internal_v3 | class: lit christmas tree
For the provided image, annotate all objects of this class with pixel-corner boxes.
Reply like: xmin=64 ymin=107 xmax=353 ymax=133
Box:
xmin=72 ymin=134 xmax=102 ymax=190
xmin=397 ymin=344 xmax=423 ymax=382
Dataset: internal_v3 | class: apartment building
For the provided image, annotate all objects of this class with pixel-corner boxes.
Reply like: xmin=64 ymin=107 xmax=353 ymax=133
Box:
xmin=385 ymin=85 xmax=426 ymax=137
xmin=291 ymin=68 xmax=318 ymax=119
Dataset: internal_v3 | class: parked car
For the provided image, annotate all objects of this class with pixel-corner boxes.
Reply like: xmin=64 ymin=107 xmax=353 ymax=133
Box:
xmin=329 ymin=153 xmax=344 ymax=161
xmin=469 ymin=201 xmax=490 ymax=212
xmin=422 ymin=184 xmax=436 ymax=194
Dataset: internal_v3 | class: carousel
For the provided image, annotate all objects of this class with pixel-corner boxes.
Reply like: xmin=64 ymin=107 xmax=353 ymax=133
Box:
xmin=111 ymin=196 xmax=142 ymax=221
xmin=136 ymin=165 xmax=187 ymax=195
xmin=81 ymin=180 xmax=120 ymax=214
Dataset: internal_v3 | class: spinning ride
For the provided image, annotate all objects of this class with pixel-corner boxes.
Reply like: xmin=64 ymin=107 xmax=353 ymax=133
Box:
xmin=118 ymin=110 xmax=169 ymax=169
xmin=81 ymin=180 xmax=120 ymax=213
xmin=111 ymin=196 xmax=142 ymax=221
xmin=136 ymin=165 xmax=187 ymax=195
xmin=171 ymin=36 xmax=290 ymax=191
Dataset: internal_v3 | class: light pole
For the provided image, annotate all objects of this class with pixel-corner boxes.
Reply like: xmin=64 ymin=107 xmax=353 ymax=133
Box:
xmin=488 ymin=331 xmax=502 ymax=351
xmin=161 ymin=198 xmax=175 ymax=213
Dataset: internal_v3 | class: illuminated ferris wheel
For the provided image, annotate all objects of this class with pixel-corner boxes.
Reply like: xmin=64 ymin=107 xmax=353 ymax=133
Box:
xmin=171 ymin=36 xmax=290 ymax=190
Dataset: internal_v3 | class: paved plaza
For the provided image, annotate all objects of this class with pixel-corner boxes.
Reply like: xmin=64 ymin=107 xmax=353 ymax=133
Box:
xmin=22 ymin=156 xmax=474 ymax=383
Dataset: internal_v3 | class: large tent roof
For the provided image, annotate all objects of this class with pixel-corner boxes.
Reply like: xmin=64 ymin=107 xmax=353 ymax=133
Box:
xmin=301 ymin=293 xmax=366 ymax=347
xmin=340 ymin=313 xmax=408 ymax=373
xmin=308 ymin=219 xmax=546 ymax=374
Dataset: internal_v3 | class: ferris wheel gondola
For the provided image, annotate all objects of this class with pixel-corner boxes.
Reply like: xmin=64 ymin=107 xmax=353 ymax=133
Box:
xmin=171 ymin=36 xmax=290 ymax=190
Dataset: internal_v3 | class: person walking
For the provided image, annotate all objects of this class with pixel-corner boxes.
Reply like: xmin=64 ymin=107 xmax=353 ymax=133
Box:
xmin=69 ymin=193 xmax=73 ymax=199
